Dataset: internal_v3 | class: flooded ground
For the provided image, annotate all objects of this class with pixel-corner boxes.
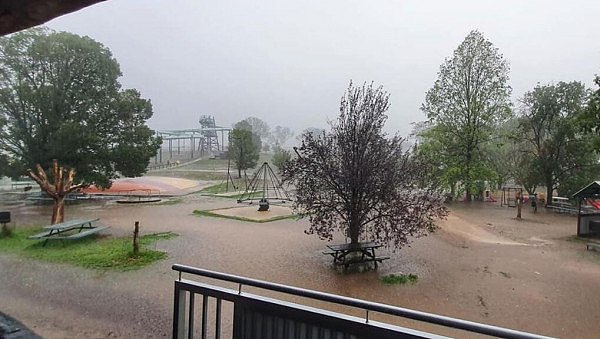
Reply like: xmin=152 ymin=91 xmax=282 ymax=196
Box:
xmin=1 ymin=194 xmax=599 ymax=338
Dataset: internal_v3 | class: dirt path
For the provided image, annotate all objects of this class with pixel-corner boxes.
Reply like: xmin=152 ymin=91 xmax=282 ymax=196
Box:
xmin=1 ymin=197 xmax=599 ymax=338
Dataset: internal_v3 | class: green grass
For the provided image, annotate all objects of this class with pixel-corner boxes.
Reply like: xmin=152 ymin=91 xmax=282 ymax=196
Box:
xmin=193 ymin=209 xmax=298 ymax=223
xmin=200 ymin=182 xmax=237 ymax=194
xmin=150 ymin=170 xmax=225 ymax=181
xmin=566 ymin=235 xmax=597 ymax=243
xmin=0 ymin=228 xmax=177 ymax=270
xmin=380 ymin=273 xmax=418 ymax=285
xmin=155 ymin=198 xmax=184 ymax=205
xmin=199 ymin=181 xmax=266 ymax=200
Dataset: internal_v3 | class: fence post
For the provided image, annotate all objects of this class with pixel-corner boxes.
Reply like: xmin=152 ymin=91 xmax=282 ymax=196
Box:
xmin=133 ymin=221 xmax=140 ymax=254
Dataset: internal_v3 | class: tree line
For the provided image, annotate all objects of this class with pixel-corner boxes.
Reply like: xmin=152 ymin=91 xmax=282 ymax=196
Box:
xmin=416 ymin=30 xmax=600 ymax=203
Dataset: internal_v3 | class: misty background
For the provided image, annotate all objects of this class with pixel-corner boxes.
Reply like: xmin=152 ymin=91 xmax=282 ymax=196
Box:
xmin=44 ymin=0 xmax=600 ymax=137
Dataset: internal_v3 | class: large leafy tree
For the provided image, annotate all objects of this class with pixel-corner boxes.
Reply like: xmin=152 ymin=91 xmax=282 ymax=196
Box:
xmin=421 ymin=30 xmax=512 ymax=201
xmin=283 ymin=82 xmax=447 ymax=249
xmin=238 ymin=116 xmax=270 ymax=150
xmin=271 ymin=146 xmax=291 ymax=172
xmin=580 ymin=74 xmax=600 ymax=152
xmin=414 ymin=123 xmax=463 ymax=198
xmin=485 ymin=117 xmax=540 ymax=193
xmin=0 ymin=28 xmax=161 ymax=223
xmin=519 ymin=81 xmax=599 ymax=202
xmin=228 ymin=120 xmax=262 ymax=178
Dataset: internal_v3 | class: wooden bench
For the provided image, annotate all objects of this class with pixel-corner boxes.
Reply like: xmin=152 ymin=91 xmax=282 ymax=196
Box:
xmin=65 ymin=225 xmax=110 ymax=239
xmin=335 ymin=256 xmax=390 ymax=266
xmin=586 ymin=243 xmax=600 ymax=251
xmin=28 ymin=218 xmax=108 ymax=245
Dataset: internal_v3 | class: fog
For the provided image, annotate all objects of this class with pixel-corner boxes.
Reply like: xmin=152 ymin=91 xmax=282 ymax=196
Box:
xmin=45 ymin=0 xmax=600 ymax=136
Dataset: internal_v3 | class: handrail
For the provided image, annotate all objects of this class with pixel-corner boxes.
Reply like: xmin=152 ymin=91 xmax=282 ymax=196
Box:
xmin=172 ymin=264 xmax=552 ymax=339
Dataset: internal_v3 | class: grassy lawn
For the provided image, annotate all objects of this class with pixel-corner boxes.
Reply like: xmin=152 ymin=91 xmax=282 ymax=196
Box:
xmin=150 ymin=170 xmax=225 ymax=181
xmin=380 ymin=273 xmax=418 ymax=285
xmin=200 ymin=181 xmax=244 ymax=194
xmin=153 ymin=153 xmax=276 ymax=180
xmin=198 ymin=182 xmax=266 ymax=200
xmin=155 ymin=198 xmax=184 ymax=205
xmin=0 ymin=228 xmax=177 ymax=270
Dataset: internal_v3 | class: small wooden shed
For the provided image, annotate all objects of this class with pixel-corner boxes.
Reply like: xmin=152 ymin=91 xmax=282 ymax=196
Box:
xmin=572 ymin=181 xmax=600 ymax=236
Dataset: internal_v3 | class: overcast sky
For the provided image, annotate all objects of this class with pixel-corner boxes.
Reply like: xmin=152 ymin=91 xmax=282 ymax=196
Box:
xmin=45 ymin=0 xmax=600 ymax=137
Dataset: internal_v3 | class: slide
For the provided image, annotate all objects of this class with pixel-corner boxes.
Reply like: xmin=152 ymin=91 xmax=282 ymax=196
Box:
xmin=588 ymin=199 xmax=600 ymax=210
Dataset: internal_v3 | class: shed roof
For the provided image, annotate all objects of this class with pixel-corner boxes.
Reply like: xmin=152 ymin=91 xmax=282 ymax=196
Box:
xmin=572 ymin=181 xmax=600 ymax=199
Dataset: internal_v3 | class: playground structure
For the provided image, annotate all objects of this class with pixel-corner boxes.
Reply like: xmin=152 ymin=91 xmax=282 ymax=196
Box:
xmin=573 ymin=181 xmax=600 ymax=237
xmin=500 ymin=186 xmax=522 ymax=207
xmin=150 ymin=115 xmax=230 ymax=167
xmin=237 ymin=162 xmax=293 ymax=211
xmin=115 ymin=189 xmax=162 ymax=204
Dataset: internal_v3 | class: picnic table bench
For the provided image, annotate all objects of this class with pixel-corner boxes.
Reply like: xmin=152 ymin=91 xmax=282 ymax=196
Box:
xmin=323 ymin=241 xmax=389 ymax=270
xmin=28 ymin=218 xmax=109 ymax=245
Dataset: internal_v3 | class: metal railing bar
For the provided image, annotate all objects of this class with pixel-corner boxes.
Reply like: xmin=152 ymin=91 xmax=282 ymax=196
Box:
xmin=215 ymin=298 xmax=221 ymax=339
xmin=172 ymin=264 xmax=551 ymax=339
xmin=188 ymin=293 xmax=194 ymax=339
xmin=201 ymin=295 xmax=208 ymax=339
xmin=178 ymin=279 xmax=440 ymax=338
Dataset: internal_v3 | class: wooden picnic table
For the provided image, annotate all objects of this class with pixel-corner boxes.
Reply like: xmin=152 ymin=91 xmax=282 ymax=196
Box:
xmin=28 ymin=218 xmax=109 ymax=245
xmin=324 ymin=241 xmax=389 ymax=270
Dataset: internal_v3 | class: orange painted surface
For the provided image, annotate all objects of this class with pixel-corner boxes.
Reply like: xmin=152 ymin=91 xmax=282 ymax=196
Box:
xmin=81 ymin=177 xmax=200 ymax=196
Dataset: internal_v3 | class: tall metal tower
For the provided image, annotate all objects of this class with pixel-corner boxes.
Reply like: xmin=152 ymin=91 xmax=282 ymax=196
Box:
xmin=199 ymin=115 xmax=221 ymax=156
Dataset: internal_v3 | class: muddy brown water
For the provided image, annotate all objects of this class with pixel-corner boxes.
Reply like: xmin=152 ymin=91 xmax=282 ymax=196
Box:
xmin=1 ymin=195 xmax=599 ymax=338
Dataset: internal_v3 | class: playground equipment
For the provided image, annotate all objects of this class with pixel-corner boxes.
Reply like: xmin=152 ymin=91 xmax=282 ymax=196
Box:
xmin=115 ymin=189 xmax=161 ymax=204
xmin=152 ymin=115 xmax=230 ymax=165
xmin=484 ymin=189 xmax=496 ymax=202
xmin=587 ymin=199 xmax=600 ymax=210
xmin=572 ymin=181 xmax=600 ymax=237
xmin=501 ymin=186 xmax=522 ymax=207
xmin=199 ymin=115 xmax=223 ymax=156
xmin=237 ymin=162 xmax=293 ymax=211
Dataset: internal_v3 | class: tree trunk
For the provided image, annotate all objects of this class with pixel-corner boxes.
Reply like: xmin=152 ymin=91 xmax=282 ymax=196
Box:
xmin=464 ymin=154 xmax=472 ymax=202
xmin=546 ymin=179 xmax=553 ymax=207
xmin=52 ymin=196 xmax=66 ymax=224
xmin=238 ymin=167 xmax=241 ymax=178
xmin=28 ymin=160 xmax=82 ymax=225
xmin=347 ymin=220 xmax=360 ymax=245
xmin=516 ymin=190 xmax=522 ymax=219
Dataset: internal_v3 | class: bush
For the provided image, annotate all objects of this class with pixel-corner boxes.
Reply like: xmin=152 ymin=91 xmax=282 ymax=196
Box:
xmin=271 ymin=147 xmax=292 ymax=171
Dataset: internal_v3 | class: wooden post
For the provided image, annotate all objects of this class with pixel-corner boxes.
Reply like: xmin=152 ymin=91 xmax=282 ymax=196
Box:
xmin=133 ymin=221 xmax=140 ymax=254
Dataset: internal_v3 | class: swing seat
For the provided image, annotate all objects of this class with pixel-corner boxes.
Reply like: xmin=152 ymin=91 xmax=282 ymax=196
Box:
xmin=258 ymin=198 xmax=270 ymax=211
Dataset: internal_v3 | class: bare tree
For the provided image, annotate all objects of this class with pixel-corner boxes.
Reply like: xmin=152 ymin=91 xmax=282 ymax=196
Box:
xmin=283 ymin=82 xmax=447 ymax=249
xmin=28 ymin=160 xmax=84 ymax=224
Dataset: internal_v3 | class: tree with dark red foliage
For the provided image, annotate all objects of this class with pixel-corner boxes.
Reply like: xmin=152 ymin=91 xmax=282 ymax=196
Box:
xmin=283 ymin=82 xmax=447 ymax=249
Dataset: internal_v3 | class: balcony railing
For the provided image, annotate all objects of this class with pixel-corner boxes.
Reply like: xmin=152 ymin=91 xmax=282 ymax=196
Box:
xmin=172 ymin=264 xmax=551 ymax=339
